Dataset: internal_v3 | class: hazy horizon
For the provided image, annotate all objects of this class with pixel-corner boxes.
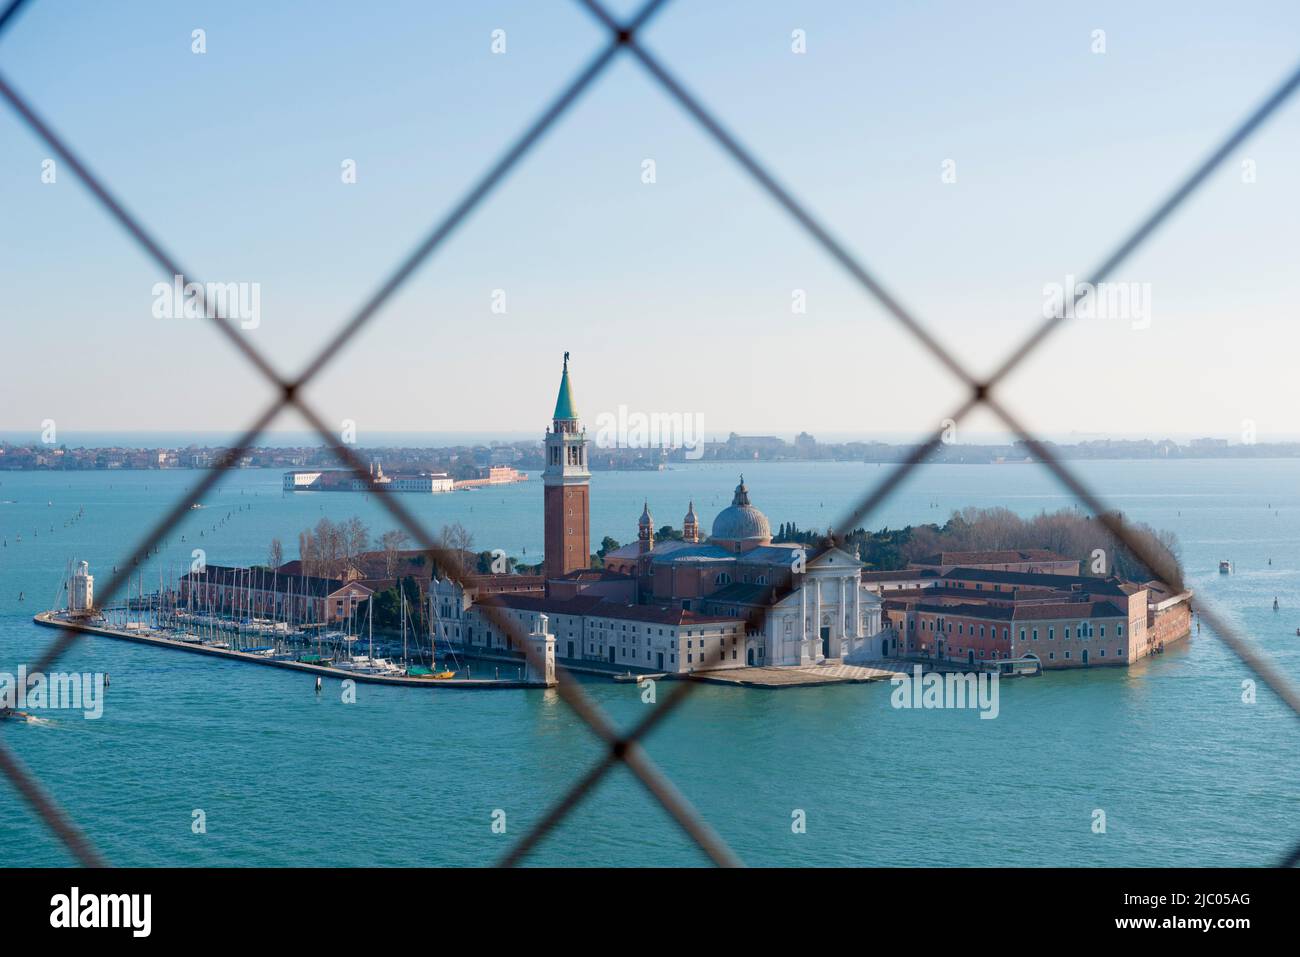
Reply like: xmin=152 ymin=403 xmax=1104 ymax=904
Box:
xmin=1 ymin=427 xmax=1297 ymax=450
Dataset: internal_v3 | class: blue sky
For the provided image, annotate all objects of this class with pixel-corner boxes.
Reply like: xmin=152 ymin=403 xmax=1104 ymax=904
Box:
xmin=3 ymin=0 xmax=1300 ymax=443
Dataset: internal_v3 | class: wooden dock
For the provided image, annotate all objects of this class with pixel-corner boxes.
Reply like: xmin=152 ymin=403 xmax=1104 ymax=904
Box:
xmin=31 ymin=612 xmax=550 ymax=689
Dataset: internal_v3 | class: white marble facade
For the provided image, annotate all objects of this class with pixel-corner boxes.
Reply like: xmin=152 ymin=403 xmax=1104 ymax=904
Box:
xmin=754 ymin=547 xmax=885 ymax=666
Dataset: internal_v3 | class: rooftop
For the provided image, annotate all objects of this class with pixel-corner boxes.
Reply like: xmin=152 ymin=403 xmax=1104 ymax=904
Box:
xmin=914 ymin=549 xmax=1074 ymax=566
xmin=181 ymin=565 xmax=367 ymax=598
xmin=553 ymin=353 xmax=577 ymax=421
xmin=480 ymin=592 xmax=741 ymax=626
xmin=941 ymin=567 xmax=1136 ymax=596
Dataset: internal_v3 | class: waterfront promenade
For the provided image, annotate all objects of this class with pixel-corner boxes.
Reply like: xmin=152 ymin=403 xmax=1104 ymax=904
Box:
xmin=682 ymin=660 xmax=906 ymax=688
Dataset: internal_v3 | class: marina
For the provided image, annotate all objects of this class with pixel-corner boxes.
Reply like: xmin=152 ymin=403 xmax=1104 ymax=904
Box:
xmin=32 ymin=611 xmax=550 ymax=689
xmin=29 ymin=557 xmax=555 ymax=688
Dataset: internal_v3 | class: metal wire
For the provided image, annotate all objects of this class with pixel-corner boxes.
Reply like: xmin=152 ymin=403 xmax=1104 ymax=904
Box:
xmin=1 ymin=0 xmax=1297 ymax=870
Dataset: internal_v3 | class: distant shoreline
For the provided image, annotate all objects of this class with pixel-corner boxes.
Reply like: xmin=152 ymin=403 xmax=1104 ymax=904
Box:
xmin=4 ymin=438 xmax=1300 ymax=473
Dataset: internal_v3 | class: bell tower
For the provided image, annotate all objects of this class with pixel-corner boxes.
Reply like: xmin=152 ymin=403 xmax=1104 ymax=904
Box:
xmin=543 ymin=352 xmax=590 ymax=585
xmin=638 ymin=502 xmax=655 ymax=554
xmin=683 ymin=501 xmax=699 ymax=543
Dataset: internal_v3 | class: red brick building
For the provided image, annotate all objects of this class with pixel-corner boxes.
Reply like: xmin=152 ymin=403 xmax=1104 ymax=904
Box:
xmin=881 ymin=565 xmax=1191 ymax=669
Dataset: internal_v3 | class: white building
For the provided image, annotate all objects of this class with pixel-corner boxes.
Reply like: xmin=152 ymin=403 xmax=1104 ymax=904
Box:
xmin=282 ymin=461 xmax=454 ymax=493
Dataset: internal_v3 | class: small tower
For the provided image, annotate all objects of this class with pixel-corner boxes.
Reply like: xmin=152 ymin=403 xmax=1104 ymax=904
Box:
xmin=524 ymin=612 xmax=557 ymax=686
xmin=69 ymin=560 xmax=94 ymax=618
xmin=638 ymin=501 xmax=655 ymax=553
xmin=683 ymin=501 xmax=699 ymax=543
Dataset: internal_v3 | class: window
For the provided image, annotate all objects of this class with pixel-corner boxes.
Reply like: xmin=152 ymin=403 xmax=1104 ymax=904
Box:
xmin=1064 ymin=651 xmax=1071 ymax=659
xmin=1100 ymin=625 xmax=1106 ymax=638
xmin=1019 ymin=629 xmax=1026 ymax=642
xmin=1065 ymin=627 xmax=1071 ymax=639
xmin=1048 ymin=628 xmax=1054 ymax=641
xmin=1117 ymin=625 xmax=1124 ymax=637
xmin=1032 ymin=628 xmax=1038 ymax=641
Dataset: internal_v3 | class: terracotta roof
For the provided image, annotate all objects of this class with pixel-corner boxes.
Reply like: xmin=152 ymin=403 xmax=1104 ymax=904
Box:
xmin=552 ymin=569 xmax=634 ymax=582
xmin=913 ymin=599 xmax=1126 ymax=622
xmin=1010 ymin=600 xmax=1126 ymax=621
xmin=914 ymin=549 xmax=1073 ymax=566
xmin=915 ymin=602 xmax=1015 ymax=620
xmin=703 ymin=583 xmax=776 ymax=606
xmin=941 ymin=567 xmax=1134 ymax=596
xmin=180 ymin=565 xmax=365 ymax=598
xmin=860 ymin=568 xmax=939 ymax=582
xmin=480 ymin=592 xmax=740 ymax=626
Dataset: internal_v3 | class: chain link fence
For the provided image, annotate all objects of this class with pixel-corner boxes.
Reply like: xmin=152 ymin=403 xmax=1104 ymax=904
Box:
xmin=2 ymin=0 xmax=1298 ymax=868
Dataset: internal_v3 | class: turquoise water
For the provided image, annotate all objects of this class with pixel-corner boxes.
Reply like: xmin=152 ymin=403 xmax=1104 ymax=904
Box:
xmin=1 ymin=459 xmax=1297 ymax=866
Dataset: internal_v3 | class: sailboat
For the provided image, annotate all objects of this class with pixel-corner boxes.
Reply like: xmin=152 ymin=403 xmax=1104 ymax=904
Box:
xmin=427 ymin=586 xmax=458 ymax=679
xmin=334 ymin=600 xmax=404 ymax=676
xmin=407 ymin=587 xmax=455 ymax=680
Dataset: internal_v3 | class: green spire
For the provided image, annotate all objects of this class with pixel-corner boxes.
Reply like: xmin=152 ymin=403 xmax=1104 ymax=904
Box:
xmin=553 ymin=352 xmax=577 ymax=421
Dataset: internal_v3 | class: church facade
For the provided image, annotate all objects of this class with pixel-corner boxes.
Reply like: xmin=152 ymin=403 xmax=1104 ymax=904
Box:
xmin=604 ymin=478 xmax=885 ymax=666
xmin=429 ymin=355 xmax=886 ymax=673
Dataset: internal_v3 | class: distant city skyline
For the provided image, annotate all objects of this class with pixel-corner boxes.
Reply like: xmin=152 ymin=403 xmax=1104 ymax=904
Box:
xmin=4 ymin=2 xmax=1300 ymax=438
xmin=4 ymin=427 xmax=1300 ymax=451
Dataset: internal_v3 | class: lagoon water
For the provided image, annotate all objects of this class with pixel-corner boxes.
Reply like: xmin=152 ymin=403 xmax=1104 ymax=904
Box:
xmin=1 ymin=459 xmax=1297 ymax=866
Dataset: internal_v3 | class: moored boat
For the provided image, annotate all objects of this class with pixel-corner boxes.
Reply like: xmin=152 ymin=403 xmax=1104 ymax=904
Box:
xmin=407 ymin=665 xmax=456 ymax=679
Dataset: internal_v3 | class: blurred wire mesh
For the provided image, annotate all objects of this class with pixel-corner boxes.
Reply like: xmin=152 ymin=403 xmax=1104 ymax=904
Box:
xmin=1 ymin=0 xmax=1297 ymax=868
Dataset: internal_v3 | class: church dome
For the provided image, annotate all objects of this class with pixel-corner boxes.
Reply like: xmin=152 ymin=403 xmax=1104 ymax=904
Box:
xmin=710 ymin=477 xmax=771 ymax=544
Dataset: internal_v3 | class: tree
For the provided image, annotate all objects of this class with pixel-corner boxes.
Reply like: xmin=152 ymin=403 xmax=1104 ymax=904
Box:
xmin=361 ymin=575 xmax=427 ymax=631
xmin=342 ymin=516 xmax=370 ymax=567
xmin=476 ymin=550 xmax=514 ymax=575
xmin=295 ymin=516 xmax=371 ymax=578
xmin=379 ymin=529 xmax=410 ymax=577
xmin=436 ymin=522 xmax=475 ymax=574
xmin=311 ymin=517 xmax=345 ymax=576
xmin=268 ymin=538 xmax=283 ymax=570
